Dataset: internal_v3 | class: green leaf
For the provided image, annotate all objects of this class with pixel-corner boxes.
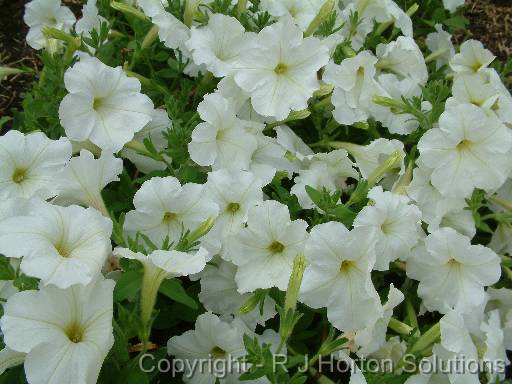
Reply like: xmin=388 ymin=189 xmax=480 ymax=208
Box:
xmin=159 ymin=279 xmax=198 ymax=309
xmin=114 ymin=270 xmax=143 ymax=302
xmin=0 ymin=257 xmax=15 ymax=280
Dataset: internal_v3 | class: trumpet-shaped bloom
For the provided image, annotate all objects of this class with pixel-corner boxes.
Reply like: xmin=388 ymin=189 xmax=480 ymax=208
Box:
xmin=205 ymin=169 xmax=263 ymax=241
xmin=198 ymin=258 xmax=277 ymax=330
xmin=54 ymin=150 xmax=123 ymax=214
xmin=291 ymin=149 xmax=358 ymax=209
xmin=124 ymin=176 xmax=219 ymax=248
xmin=376 ymin=36 xmax=428 ymax=85
xmin=233 ymin=20 xmax=329 ymax=120
xmin=0 ymin=130 xmax=71 ymax=200
xmin=300 ymin=222 xmax=381 ymax=332
xmin=0 ymin=201 xmax=113 ymax=288
xmin=121 ymin=108 xmax=172 ymax=173
xmin=449 ymin=39 xmax=495 ymax=75
xmin=407 ymin=163 xmax=475 ymax=237
xmin=446 ymin=71 xmax=512 ymax=125
xmin=259 ymin=0 xmax=325 ymax=31
xmin=425 ymin=24 xmax=455 ymax=69
xmin=323 ymin=51 xmax=380 ymax=125
xmin=113 ymin=247 xmax=209 ymax=278
xmin=59 ymin=54 xmax=154 ymax=152
xmin=407 ymin=227 xmax=501 ymax=314
xmin=354 ymin=186 xmax=422 ymax=271
xmin=226 ymin=200 xmax=308 ymax=293
xmin=186 ymin=14 xmax=251 ymax=77
xmin=417 ymin=103 xmax=512 ymax=198
xmin=75 ymin=0 xmax=107 ymax=39
xmin=354 ymin=284 xmax=404 ymax=357
xmin=24 ymin=0 xmax=76 ymax=50
xmin=1 ymin=278 xmax=114 ymax=384
xmin=338 ymin=138 xmax=405 ymax=181
xmin=167 ymin=312 xmax=278 ymax=384
xmin=188 ymin=93 xmax=259 ymax=170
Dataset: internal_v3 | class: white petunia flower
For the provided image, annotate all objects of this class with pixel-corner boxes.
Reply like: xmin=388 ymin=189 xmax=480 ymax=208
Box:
xmin=332 ymin=0 xmax=412 ymax=51
xmin=59 ymin=54 xmax=154 ymax=152
xmin=449 ymin=39 xmax=495 ymax=75
xmin=323 ymin=51 xmax=380 ymax=125
xmin=233 ymin=19 xmax=329 ymax=120
xmin=407 ymin=163 xmax=475 ymax=238
xmin=406 ymin=310 xmax=480 ymax=384
xmin=113 ymin=247 xmax=209 ymax=278
xmin=124 ymin=176 xmax=219 ymax=248
xmin=354 ymin=284 xmax=404 ymax=357
xmin=137 ymin=0 xmax=168 ymax=17
xmin=275 ymin=125 xmax=314 ymax=162
xmin=226 ymin=200 xmax=308 ymax=293
xmin=0 ymin=197 xmax=31 ymax=221
xmin=1 ymin=278 xmax=114 ymax=384
xmin=167 ymin=312 xmax=278 ymax=384
xmin=291 ymin=149 xmax=358 ymax=209
xmin=417 ymin=103 xmax=512 ymax=198
xmin=75 ymin=0 xmax=107 ymax=39
xmin=425 ymin=24 xmax=455 ymax=69
xmin=188 ymin=93 xmax=259 ymax=171
xmin=53 ymin=150 xmax=122 ymax=215
xmin=186 ymin=14 xmax=252 ymax=77
xmin=121 ymin=108 xmax=172 ymax=173
xmin=353 ymin=186 xmax=422 ymax=271
xmin=442 ymin=0 xmax=464 ymax=13
xmin=0 ymin=130 xmax=71 ymax=200
xmin=153 ymin=11 xmax=190 ymax=51
xmin=337 ymin=138 xmax=405 ymax=185
xmin=300 ymin=222 xmax=381 ymax=332
xmin=259 ymin=0 xmax=325 ymax=31
xmin=376 ymin=36 xmax=428 ymax=85
xmin=205 ymin=169 xmax=263 ymax=241
xmin=248 ymin=133 xmax=295 ymax=184
xmin=371 ymin=73 xmax=424 ymax=135
xmin=23 ymin=0 xmax=76 ymax=50
xmin=446 ymin=70 xmax=512 ymax=125
xmin=137 ymin=0 xmax=190 ymax=51
xmin=481 ymin=310 xmax=510 ymax=383
xmin=198 ymin=258 xmax=277 ymax=330
xmin=0 ymin=201 xmax=113 ymax=288
xmin=407 ymin=227 xmax=501 ymax=314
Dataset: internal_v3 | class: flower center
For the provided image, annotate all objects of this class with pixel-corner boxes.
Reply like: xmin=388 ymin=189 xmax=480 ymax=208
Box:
xmin=274 ymin=63 xmax=288 ymax=75
xmin=380 ymin=220 xmax=393 ymax=234
xmin=340 ymin=260 xmax=355 ymax=273
xmin=471 ymin=62 xmax=483 ymax=72
xmin=447 ymin=258 xmax=461 ymax=268
xmin=65 ymin=322 xmax=84 ymax=343
xmin=268 ymin=241 xmax=285 ymax=254
xmin=456 ymin=139 xmax=472 ymax=151
xmin=54 ymin=242 xmax=71 ymax=258
xmin=162 ymin=212 xmax=177 ymax=224
xmin=210 ymin=346 xmax=227 ymax=359
xmin=226 ymin=202 xmax=240 ymax=213
xmin=92 ymin=96 xmax=105 ymax=111
xmin=11 ymin=168 xmax=27 ymax=184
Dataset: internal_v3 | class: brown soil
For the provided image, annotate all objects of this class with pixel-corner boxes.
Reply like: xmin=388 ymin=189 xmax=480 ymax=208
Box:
xmin=0 ymin=0 xmax=40 ymax=116
xmin=465 ymin=0 xmax=512 ymax=62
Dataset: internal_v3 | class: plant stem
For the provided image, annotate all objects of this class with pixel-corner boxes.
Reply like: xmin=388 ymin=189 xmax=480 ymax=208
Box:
xmin=388 ymin=318 xmax=414 ymax=335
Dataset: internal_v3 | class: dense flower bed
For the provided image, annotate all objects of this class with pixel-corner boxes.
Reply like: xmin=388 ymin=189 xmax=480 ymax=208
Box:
xmin=0 ymin=0 xmax=511 ymax=383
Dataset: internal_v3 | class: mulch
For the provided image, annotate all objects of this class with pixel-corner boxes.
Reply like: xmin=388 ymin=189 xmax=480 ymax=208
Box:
xmin=0 ymin=0 xmax=511 ymax=117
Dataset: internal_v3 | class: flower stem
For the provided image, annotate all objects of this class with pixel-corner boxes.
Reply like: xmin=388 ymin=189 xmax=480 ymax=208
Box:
xmin=140 ymin=264 xmax=166 ymax=348
xmin=489 ymin=195 xmax=512 ymax=211
xmin=237 ymin=0 xmax=247 ymax=18
xmin=388 ymin=318 xmax=414 ymax=335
